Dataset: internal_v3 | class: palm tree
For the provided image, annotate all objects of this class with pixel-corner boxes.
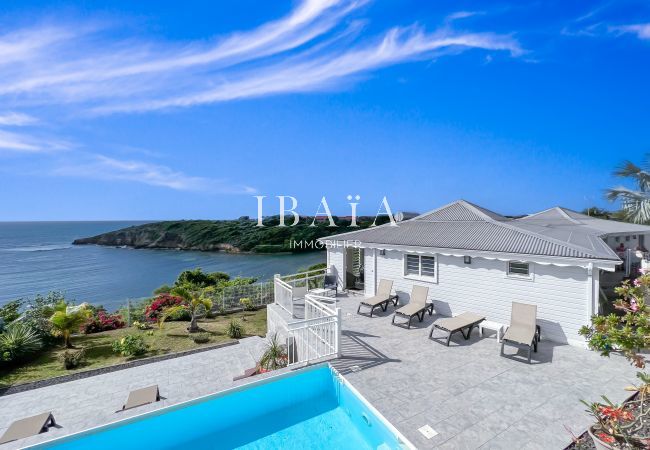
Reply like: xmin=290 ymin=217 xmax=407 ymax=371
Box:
xmin=607 ymin=157 xmax=650 ymax=223
xmin=168 ymin=284 xmax=213 ymax=333
xmin=49 ymin=302 xmax=92 ymax=348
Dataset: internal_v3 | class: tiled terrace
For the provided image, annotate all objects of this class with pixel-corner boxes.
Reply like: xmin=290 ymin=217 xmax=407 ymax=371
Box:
xmin=331 ymin=293 xmax=638 ymax=449
xmin=0 ymin=293 xmax=639 ymax=449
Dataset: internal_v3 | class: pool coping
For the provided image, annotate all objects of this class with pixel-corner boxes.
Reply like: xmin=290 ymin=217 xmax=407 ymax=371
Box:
xmin=25 ymin=363 xmax=416 ymax=450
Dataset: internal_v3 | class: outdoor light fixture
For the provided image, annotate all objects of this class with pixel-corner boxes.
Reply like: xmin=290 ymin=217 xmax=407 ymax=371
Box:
xmin=464 ymin=256 xmax=472 ymax=264
xmin=379 ymin=249 xmax=386 ymax=256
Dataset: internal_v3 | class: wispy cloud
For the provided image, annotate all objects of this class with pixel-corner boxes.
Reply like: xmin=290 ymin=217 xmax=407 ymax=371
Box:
xmin=0 ymin=129 xmax=70 ymax=153
xmin=610 ymin=23 xmax=650 ymax=40
xmin=0 ymin=112 xmax=38 ymax=126
xmin=0 ymin=0 xmax=521 ymax=115
xmin=0 ymin=0 xmax=521 ymax=194
xmin=446 ymin=11 xmax=485 ymax=22
xmin=51 ymin=154 xmax=257 ymax=193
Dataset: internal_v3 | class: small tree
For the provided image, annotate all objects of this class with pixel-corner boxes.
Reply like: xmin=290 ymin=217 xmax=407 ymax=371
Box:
xmin=167 ymin=285 xmax=213 ymax=333
xmin=49 ymin=302 xmax=92 ymax=348
xmin=580 ymin=273 xmax=650 ymax=368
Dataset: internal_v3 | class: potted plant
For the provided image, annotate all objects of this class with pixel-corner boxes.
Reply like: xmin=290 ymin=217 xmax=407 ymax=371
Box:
xmin=258 ymin=333 xmax=288 ymax=372
xmin=579 ymin=272 xmax=650 ymax=448
xmin=583 ymin=372 xmax=649 ymax=449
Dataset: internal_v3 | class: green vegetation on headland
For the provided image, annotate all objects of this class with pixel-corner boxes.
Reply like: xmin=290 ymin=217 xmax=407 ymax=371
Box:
xmin=72 ymin=215 xmax=390 ymax=253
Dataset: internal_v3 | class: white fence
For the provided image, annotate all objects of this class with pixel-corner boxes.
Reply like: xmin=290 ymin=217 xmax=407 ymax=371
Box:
xmin=273 ymin=277 xmax=294 ymax=316
xmin=287 ymin=294 xmax=341 ymax=366
xmin=271 ymin=270 xmax=341 ymax=366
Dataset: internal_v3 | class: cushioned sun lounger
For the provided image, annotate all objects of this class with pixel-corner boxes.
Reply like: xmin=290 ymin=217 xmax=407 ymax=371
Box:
xmin=429 ymin=312 xmax=485 ymax=346
xmin=120 ymin=385 xmax=161 ymax=411
xmin=357 ymin=279 xmax=398 ymax=317
xmin=392 ymin=285 xmax=432 ymax=328
xmin=500 ymin=302 xmax=541 ymax=364
xmin=0 ymin=412 xmax=56 ymax=445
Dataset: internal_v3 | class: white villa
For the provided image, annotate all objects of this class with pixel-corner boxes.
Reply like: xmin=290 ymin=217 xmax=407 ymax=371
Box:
xmin=322 ymin=200 xmax=650 ymax=346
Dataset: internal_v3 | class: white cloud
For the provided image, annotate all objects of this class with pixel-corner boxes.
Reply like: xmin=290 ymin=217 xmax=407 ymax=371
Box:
xmin=95 ymin=27 xmax=520 ymax=113
xmin=446 ymin=11 xmax=484 ymax=21
xmin=0 ymin=129 xmax=70 ymax=153
xmin=0 ymin=0 xmax=521 ymax=114
xmin=0 ymin=112 xmax=38 ymax=126
xmin=51 ymin=154 xmax=257 ymax=194
xmin=611 ymin=23 xmax=650 ymax=40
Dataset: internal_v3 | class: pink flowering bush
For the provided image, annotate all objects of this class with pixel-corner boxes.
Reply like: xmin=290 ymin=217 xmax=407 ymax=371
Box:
xmin=580 ymin=273 xmax=650 ymax=368
xmin=82 ymin=310 xmax=125 ymax=334
xmin=144 ymin=294 xmax=190 ymax=322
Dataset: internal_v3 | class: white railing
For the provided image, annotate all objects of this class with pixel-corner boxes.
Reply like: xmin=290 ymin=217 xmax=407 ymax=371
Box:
xmin=286 ymin=294 xmax=341 ymax=366
xmin=273 ymin=276 xmax=294 ymax=316
xmin=280 ymin=267 xmax=327 ymax=290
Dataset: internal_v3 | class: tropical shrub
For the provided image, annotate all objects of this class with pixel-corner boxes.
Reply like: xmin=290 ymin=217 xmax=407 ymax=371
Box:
xmin=258 ymin=333 xmax=288 ymax=371
xmin=190 ymin=332 xmax=210 ymax=344
xmin=239 ymin=298 xmax=255 ymax=311
xmin=144 ymin=294 xmax=190 ymax=322
xmin=175 ymin=269 xmax=229 ymax=288
xmin=132 ymin=320 xmax=152 ymax=330
xmin=82 ymin=310 xmax=125 ymax=334
xmin=580 ymin=274 xmax=650 ymax=448
xmin=21 ymin=292 xmax=64 ymax=344
xmin=227 ymin=319 xmax=244 ymax=339
xmin=0 ymin=322 xmax=42 ymax=363
xmin=580 ymin=273 xmax=650 ymax=368
xmin=169 ymin=285 xmax=213 ymax=333
xmin=153 ymin=284 xmax=172 ymax=295
xmin=59 ymin=348 xmax=85 ymax=370
xmin=112 ymin=334 xmax=147 ymax=357
xmin=0 ymin=299 xmax=23 ymax=324
xmin=49 ymin=302 xmax=92 ymax=348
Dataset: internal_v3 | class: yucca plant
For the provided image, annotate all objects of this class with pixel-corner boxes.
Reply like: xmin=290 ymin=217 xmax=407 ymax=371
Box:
xmin=227 ymin=319 xmax=244 ymax=339
xmin=258 ymin=333 xmax=288 ymax=372
xmin=0 ymin=322 xmax=42 ymax=363
xmin=49 ymin=302 xmax=92 ymax=348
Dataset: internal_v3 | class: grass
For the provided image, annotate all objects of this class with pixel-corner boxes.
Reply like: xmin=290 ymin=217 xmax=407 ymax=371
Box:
xmin=0 ymin=309 xmax=267 ymax=388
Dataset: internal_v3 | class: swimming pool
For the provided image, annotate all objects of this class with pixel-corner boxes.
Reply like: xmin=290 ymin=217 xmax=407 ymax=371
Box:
xmin=29 ymin=364 xmax=414 ymax=449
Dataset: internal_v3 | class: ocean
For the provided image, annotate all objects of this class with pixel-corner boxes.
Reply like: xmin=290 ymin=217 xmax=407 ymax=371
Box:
xmin=0 ymin=222 xmax=325 ymax=311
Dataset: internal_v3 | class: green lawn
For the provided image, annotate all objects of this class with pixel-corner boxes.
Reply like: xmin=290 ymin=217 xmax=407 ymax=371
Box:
xmin=0 ymin=309 xmax=267 ymax=388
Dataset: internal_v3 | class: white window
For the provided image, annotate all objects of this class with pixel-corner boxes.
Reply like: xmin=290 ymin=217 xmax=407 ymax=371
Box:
xmin=404 ymin=254 xmax=437 ymax=281
xmin=507 ymin=261 xmax=533 ymax=280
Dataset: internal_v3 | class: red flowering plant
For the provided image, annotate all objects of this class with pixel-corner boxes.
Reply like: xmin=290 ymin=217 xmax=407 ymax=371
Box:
xmin=82 ymin=310 xmax=125 ymax=334
xmin=144 ymin=294 xmax=190 ymax=323
xmin=582 ymin=372 xmax=650 ymax=448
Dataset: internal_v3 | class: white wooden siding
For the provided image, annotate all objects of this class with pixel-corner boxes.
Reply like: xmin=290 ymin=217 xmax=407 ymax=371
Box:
xmin=364 ymin=249 xmax=376 ymax=296
xmin=376 ymin=250 xmax=589 ymax=345
xmin=328 ymin=248 xmax=345 ymax=289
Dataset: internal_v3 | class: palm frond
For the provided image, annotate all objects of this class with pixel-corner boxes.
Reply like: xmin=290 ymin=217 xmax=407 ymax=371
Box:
xmin=613 ymin=161 xmax=650 ymax=191
xmin=606 ymin=186 xmax=650 ymax=224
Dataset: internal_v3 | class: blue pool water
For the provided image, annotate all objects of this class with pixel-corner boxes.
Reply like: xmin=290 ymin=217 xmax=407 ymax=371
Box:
xmin=30 ymin=365 xmax=410 ymax=450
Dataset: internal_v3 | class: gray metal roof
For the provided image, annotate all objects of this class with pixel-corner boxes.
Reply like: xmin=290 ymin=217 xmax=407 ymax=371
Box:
xmin=517 ymin=207 xmax=650 ymax=235
xmin=322 ymin=200 xmax=639 ymax=261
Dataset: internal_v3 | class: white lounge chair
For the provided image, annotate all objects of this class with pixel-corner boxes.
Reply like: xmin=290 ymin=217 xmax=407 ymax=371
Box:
xmin=357 ymin=279 xmax=398 ymax=317
xmin=392 ymin=285 xmax=433 ymax=328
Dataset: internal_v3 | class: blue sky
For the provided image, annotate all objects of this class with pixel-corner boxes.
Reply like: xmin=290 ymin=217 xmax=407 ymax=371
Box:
xmin=0 ymin=0 xmax=649 ymax=220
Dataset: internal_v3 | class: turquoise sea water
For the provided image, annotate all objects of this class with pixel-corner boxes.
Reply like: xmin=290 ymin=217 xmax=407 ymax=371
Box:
xmin=0 ymin=222 xmax=324 ymax=310
xmin=30 ymin=365 xmax=407 ymax=450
